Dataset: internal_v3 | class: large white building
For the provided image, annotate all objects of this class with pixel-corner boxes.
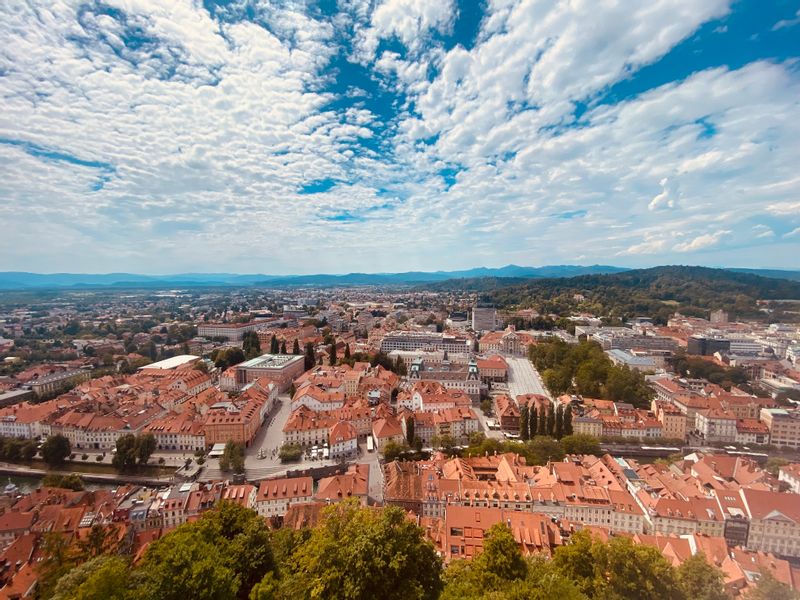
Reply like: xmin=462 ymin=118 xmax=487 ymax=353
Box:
xmin=471 ymin=305 xmax=497 ymax=332
xmin=380 ymin=332 xmax=473 ymax=354
xmin=196 ymin=321 xmax=260 ymax=342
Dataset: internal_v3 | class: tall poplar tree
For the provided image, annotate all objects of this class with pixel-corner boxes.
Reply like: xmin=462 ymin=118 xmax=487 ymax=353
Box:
xmin=537 ymin=407 xmax=547 ymax=436
xmin=554 ymin=405 xmax=564 ymax=440
xmin=519 ymin=404 xmax=529 ymax=441
xmin=563 ymin=404 xmax=573 ymax=436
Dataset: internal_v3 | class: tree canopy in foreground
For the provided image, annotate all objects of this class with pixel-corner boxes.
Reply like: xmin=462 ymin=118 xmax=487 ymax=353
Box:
xmin=40 ymin=500 xmax=797 ymax=600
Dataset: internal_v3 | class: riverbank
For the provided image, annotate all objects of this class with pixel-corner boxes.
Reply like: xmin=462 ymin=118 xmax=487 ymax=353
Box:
xmin=0 ymin=461 xmax=175 ymax=487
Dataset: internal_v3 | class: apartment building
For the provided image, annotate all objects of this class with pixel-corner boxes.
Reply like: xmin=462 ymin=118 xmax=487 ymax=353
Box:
xmin=255 ymin=477 xmax=314 ymax=518
xmin=760 ymin=408 xmax=800 ymax=448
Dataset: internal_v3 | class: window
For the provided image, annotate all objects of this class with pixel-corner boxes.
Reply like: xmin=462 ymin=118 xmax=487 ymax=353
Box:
xmin=450 ymin=527 xmax=463 ymax=536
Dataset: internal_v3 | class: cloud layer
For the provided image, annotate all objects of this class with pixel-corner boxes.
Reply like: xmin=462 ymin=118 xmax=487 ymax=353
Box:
xmin=1 ymin=0 xmax=798 ymax=273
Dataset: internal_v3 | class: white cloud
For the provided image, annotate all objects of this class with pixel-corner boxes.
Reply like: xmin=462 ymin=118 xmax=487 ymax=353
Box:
xmin=353 ymin=0 xmax=456 ymax=62
xmin=753 ymin=225 xmax=775 ymax=239
xmin=619 ymin=236 xmax=670 ymax=255
xmin=784 ymin=227 xmax=800 ymax=239
xmin=772 ymin=9 xmax=800 ymax=31
xmin=673 ymin=230 xmax=731 ymax=252
xmin=766 ymin=201 xmax=800 ymax=215
xmin=1 ymin=0 xmax=798 ymax=273
xmin=648 ymin=178 xmax=679 ymax=211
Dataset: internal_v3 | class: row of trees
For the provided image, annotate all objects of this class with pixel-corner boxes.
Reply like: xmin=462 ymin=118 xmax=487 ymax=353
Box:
xmin=1 ymin=433 xmax=158 ymax=473
xmin=519 ymin=403 xmax=572 ymax=441
xmin=36 ymin=500 xmax=797 ymax=600
xmin=530 ymin=339 xmax=654 ymax=407
xmin=465 ymin=432 xmax=603 ymax=465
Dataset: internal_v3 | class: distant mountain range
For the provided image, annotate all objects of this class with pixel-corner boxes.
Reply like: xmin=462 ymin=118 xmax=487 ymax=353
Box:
xmin=0 ymin=264 xmax=798 ymax=290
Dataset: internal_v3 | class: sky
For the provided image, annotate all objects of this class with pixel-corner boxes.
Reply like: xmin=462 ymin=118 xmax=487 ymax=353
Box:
xmin=1 ymin=0 xmax=799 ymax=275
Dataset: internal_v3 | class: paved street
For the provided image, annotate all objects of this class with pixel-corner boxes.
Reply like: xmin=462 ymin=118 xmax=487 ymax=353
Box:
xmin=506 ymin=356 xmax=551 ymax=400
xmin=361 ymin=444 xmax=383 ymax=504
xmin=244 ymin=394 xmax=294 ymax=468
xmin=473 ymin=402 xmax=505 ymax=440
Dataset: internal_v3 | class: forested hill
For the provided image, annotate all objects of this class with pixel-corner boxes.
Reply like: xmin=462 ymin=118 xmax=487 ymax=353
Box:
xmin=419 ymin=266 xmax=800 ymax=323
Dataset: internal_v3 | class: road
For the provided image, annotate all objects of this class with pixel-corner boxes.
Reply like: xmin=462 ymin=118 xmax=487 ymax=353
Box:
xmin=506 ymin=356 xmax=551 ymax=400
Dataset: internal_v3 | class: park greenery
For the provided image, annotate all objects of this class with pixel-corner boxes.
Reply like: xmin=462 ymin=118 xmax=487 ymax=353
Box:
xmin=41 ymin=434 xmax=72 ymax=468
xmin=212 ymin=347 xmax=246 ymax=371
xmin=530 ymin=339 xmax=654 ymax=407
xmin=0 ymin=435 xmax=40 ymax=464
xmin=41 ymin=473 xmax=86 ymax=491
xmin=278 ymin=443 xmax=302 ymax=463
xmin=111 ymin=433 xmax=157 ymax=473
xmin=219 ymin=441 xmax=246 ymax=474
xmin=34 ymin=500 xmax=798 ymax=600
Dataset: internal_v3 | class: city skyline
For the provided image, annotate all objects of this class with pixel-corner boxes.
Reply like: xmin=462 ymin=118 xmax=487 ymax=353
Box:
xmin=1 ymin=0 xmax=799 ymax=274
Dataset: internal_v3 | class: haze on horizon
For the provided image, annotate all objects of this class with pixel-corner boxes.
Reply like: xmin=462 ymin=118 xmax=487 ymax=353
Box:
xmin=1 ymin=0 xmax=799 ymax=276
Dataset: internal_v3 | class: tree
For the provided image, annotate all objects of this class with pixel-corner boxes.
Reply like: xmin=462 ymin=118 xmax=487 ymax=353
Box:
xmin=51 ymin=555 xmax=133 ymax=600
xmin=519 ymin=404 xmax=530 ymax=441
xmin=546 ymin=407 xmax=556 ymax=437
xmin=242 ymin=331 xmax=261 ymax=359
xmin=42 ymin=473 xmax=85 ymax=491
xmin=280 ymin=340 xmax=287 ymax=354
xmin=280 ymin=500 xmax=443 ymax=600
xmin=112 ymin=434 xmax=138 ymax=472
xmin=749 ymin=571 xmax=800 ymax=600
xmin=529 ymin=405 xmax=538 ymax=442
xmin=41 ymin=434 xmax=71 ymax=468
xmin=441 ymin=528 xmax=584 ymax=600
xmin=526 ymin=436 xmax=565 ymax=465
xmin=292 ymin=339 xmax=300 ymax=355
xmin=133 ymin=502 xmax=276 ymax=600
xmin=554 ymin=405 xmax=564 ymax=439
xmin=329 ymin=342 xmax=337 ymax=366
xmin=35 ymin=532 xmax=78 ymax=599
xmin=676 ymin=553 xmax=727 ymax=600
xmin=552 ymin=531 xmax=683 ymax=600
xmin=561 ymin=434 xmax=601 ymax=455
xmin=136 ymin=433 xmax=156 ymax=466
xmin=384 ymin=441 xmax=410 ymax=462
xmin=476 ymin=523 xmax=527 ymax=583
xmin=219 ymin=441 xmax=245 ymax=474
xmin=214 ymin=347 xmax=245 ymax=371
xmin=77 ymin=524 xmax=122 ymax=561
xmin=344 ymin=344 xmax=351 ymax=360
xmin=563 ymin=404 xmax=573 ymax=436
xmin=270 ymin=334 xmax=279 ymax=354
xmin=406 ymin=417 xmax=415 ymax=446
xmin=304 ymin=342 xmax=315 ymax=370
xmin=21 ymin=440 xmax=38 ymax=461
xmin=278 ymin=443 xmax=302 ymax=462
xmin=765 ymin=457 xmax=789 ymax=476
xmin=438 ymin=434 xmax=457 ymax=455
xmin=537 ymin=407 xmax=547 ymax=436
xmin=249 ymin=572 xmax=279 ymax=600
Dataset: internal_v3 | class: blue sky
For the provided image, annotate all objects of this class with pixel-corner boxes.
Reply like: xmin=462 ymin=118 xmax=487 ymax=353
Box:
xmin=0 ymin=0 xmax=799 ymax=274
